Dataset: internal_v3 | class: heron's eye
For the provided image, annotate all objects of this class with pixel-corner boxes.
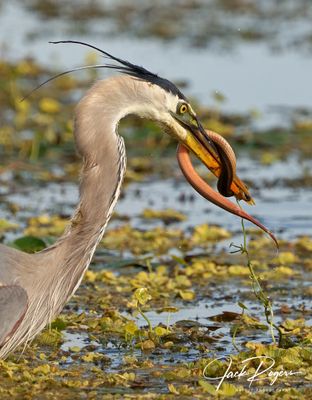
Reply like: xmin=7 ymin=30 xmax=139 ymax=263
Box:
xmin=178 ymin=103 xmax=188 ymax=114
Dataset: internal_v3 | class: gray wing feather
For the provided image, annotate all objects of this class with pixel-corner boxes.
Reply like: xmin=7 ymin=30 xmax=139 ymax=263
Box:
xmin=0 ymin=285 xmax=28 ymax=347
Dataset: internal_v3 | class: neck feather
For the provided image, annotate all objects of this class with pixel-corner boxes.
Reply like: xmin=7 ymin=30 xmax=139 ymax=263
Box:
xmin=40 ymin=77 xmax=135 ymax=298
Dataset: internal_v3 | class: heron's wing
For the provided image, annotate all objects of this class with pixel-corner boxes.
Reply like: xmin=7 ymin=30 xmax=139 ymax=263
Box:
xmin=0 ymin=285 xmax=28 ymax=346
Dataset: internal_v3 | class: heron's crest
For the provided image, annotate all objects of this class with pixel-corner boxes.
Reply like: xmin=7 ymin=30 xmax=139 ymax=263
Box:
xmin=23 ymin=40 xmax=187 ymax=101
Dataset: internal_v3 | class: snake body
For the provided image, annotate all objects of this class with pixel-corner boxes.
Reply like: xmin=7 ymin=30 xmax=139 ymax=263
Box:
xmin=177 ymin=131 xmax=278 ymax=247
xmin=205 ymin=130 xmax=236 ymax=197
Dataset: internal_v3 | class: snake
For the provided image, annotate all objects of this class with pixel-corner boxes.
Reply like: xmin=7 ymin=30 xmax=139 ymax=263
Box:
xmin=177 ymin=130 xmax=278 ymax=248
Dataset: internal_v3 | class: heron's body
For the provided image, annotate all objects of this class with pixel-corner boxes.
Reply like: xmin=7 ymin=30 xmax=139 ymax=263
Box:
xmin=0 ymin=76 xmax=142 ymax=357
xmin=0 ymin=74 xmax=205 ymax=357
xmin=0 ymin=42 xmax=275 ymax=359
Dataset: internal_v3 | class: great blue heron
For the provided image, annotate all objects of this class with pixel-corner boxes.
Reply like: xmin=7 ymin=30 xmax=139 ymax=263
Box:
xmin=0 ymin=41 xmax=276 ymax=359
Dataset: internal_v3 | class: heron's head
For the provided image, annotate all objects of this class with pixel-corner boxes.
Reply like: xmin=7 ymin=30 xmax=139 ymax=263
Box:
xmin=42 ymin=41 xmax=227 ymax=188
xmin=112 ymin=73 xmax=222 ymax=178
xmin=36 ymin=40 xmax=254 ymax=202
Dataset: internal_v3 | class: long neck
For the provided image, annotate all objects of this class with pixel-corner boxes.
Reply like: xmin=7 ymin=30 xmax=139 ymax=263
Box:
xmin=38 ymin=73 xmax=171 ymax=308
xmin=40 ymin=77 xmax=137 ymax=293
xmin=58 ymin=134 xmax=126 ymax=280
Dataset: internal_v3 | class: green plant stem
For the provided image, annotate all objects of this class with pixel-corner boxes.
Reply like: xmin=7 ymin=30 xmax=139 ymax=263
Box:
xmin=138 ymin=306 xmax=152 ymax=332
xmin=239 ymin=217 xmax=282 ymax=345
xmin=30 ymin=131 xmax=41 ymax=161
xmin=231 ymin=324 xmax=240 ymax=352
xmin=146 ymin=258 xmax=153 ymax=274
xmin=166 ymin=313 xmax=171 ymax=333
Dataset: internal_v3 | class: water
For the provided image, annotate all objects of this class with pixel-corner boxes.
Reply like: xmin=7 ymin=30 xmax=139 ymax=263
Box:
xmin=2 ymin=154 xmax=311 ymax=248
xmin=1 ymin=1 xmax=312 ymax=118
xmin=59 ymin=278 xmax=311 ymax=368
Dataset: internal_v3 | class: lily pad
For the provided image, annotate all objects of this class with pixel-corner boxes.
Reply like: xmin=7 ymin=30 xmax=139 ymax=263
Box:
xmin=12 ymin=235 xmax=46 ymax=253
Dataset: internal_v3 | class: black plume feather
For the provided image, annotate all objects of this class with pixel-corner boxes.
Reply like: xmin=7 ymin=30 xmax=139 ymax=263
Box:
xmin=49 ymin=40 xmax=187 ymax=100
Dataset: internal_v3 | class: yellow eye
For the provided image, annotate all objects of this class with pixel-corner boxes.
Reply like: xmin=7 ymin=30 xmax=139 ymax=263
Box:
xmin=179 ymin=103 xmax=188 ymax=114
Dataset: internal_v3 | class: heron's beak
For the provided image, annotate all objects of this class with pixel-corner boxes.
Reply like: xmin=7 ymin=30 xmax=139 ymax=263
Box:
xmin=171 ymin=112 xmax=220 ymax=167
xmin=170 ymin=112 xmax=253 ymax=204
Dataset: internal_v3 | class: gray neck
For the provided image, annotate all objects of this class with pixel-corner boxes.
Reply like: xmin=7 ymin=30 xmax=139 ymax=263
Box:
xmin=40 ymin=77 xmax=130 ymax=296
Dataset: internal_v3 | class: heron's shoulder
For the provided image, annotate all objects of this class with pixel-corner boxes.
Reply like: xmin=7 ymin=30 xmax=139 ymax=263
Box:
xmin=0 ymin=244 xmax=39 ymax=287
xmin=0 ymin=244 xmax=33 ymax=266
